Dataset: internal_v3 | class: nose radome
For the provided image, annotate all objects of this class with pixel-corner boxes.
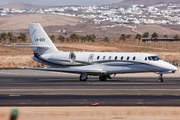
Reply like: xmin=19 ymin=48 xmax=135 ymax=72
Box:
xmin=171 ymin=65 xmax=177 ymax=71
xmin=163 ymin=61 xmax=177 ymax=71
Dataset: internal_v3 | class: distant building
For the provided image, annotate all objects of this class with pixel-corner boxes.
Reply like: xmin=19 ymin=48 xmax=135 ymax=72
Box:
xmin=58 ymin=30 xmax=66 ymax=33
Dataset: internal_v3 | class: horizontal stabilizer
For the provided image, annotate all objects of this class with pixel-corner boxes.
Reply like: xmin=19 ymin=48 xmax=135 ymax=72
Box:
xmin=21 ymin=67 xmax=106 ymax=74
xmin=5 ymin=45 xmax=50 ymax=48
xmin=5 ymin=45 xmax=63 ymax=48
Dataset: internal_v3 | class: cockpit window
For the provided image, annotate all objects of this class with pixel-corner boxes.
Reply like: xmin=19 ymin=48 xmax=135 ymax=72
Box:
xmin=148 ymin=57 xmax=152 ymax=61
xmin=145 ymin=57 xmax=147 ymax=61
xmin=147 ymin=56 xmax=161 ymax=61
xmin=151 ymin=56 xmax=161 ymax=61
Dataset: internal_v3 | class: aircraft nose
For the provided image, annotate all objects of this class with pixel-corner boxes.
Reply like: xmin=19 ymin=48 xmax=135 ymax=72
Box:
xmin=162 ymin=61 xmax=177 ymax=72
xmin=171 ymin=65 xmax=177 ymax=72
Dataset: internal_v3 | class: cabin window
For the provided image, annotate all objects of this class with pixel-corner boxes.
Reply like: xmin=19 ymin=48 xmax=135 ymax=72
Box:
xmin=133 ymin=57 xmax=136 ymax=60
xmin=103 ymin=56 xmax=106 ymax=60
xmin=145 ymin=57 xmax=147 ymax=61
xmin=115 ymin=56 xmax=117 ymax=60
xmin=127 ymin=56 xmax=129 ymax=60
xmin=97 ymin=56 xmax=100 ymax=60
xmin=121 ymin=56 xmax=123 ymax=60
xmin=109 ymin=56 xmax=111 ymax=60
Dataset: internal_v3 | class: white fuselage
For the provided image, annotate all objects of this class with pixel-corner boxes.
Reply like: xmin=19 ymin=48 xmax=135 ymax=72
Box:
xmin=33 ymin=51 xmax=177 ymax=76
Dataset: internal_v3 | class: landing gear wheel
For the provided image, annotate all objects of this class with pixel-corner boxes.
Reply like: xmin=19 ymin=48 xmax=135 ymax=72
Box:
xmin=99 ymin=76 xmax=107 ymax=81
xmin=158 ymin=74 xmax=163 ymax=83
xmin=79 ymin=75 xmax=87 ymax=81
xmin=158 ymin=78 xmax=163 ymax=83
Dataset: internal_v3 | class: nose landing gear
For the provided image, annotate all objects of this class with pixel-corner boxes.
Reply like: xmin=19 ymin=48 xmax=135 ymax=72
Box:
xmin=158 ymin=74 xmax=163 ymax=83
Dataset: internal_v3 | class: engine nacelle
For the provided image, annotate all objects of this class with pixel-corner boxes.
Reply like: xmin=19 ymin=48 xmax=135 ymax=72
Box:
xmin=69 ymin=52 xmax=76 ymax=63
xmin=42 ymin=52 xmax=76 ymax=64
xmin=50 ymin=52 xmax=76 ymax=64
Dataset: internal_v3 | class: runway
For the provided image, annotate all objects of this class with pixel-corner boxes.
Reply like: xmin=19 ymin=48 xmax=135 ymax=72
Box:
xmin=0 ymin=69 xmax=180 ymax=106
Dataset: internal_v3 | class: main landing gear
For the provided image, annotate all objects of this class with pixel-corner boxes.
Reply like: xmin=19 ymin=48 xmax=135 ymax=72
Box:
xmin=79 ymin=74 xmax=111 ymax=81
xmin=99 ymin=75 xmax=111 ymax=81
xmin=79 ymin=73 xmax=88 ymax=81
xmin=158 ymin=74 xmax=163 ymax=83
xmin=99 ymin=76 xmax=107 ymax=81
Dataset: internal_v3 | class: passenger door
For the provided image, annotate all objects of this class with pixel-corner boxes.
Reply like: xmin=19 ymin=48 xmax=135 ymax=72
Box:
xmin=88 ymin=54 xmax=94 ymax=63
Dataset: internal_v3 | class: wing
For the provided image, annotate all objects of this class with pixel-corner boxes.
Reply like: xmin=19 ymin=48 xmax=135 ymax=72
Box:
xmin=21 ymin=67 xmax=106 ymax=74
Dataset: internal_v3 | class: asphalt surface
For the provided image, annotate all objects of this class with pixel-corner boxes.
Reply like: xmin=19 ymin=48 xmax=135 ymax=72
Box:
xmin=0 ymin=70 xmax=180 ymax=106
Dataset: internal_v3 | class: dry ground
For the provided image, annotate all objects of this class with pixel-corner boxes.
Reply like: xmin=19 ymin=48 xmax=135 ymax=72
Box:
xmin=0 ymin=14 xmax=80 ymax=31
xmin=1 ymin=107 xmax=180 ymax=120
xmin=0 ymin=2 xmax=48 ymax=9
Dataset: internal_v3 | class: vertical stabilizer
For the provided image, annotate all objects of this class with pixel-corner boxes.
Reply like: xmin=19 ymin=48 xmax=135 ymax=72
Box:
xmin=29 ymin=23 xmax=58 ymax=55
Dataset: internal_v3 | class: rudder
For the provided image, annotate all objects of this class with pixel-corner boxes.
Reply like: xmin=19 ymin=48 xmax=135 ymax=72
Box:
xmin=28 ymin=23 xmax=58 ymax=55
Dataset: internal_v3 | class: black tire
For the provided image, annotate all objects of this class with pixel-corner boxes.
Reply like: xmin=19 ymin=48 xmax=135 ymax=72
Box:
xmin=158 ymin=78 xmax=163 ymax=83
xmin=99 ymin=76 xmax=107 ymax=81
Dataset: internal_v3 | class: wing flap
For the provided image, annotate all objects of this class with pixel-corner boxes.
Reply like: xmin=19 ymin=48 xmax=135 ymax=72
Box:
xmin=21 ymin=67 xmax=105 ymax=74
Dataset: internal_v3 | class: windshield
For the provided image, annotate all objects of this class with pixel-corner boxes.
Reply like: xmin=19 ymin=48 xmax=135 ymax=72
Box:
xmin=148 ymin=57 xmax=152 ymax=61
xmin=150 ymin=56 xmax=161 ymax=61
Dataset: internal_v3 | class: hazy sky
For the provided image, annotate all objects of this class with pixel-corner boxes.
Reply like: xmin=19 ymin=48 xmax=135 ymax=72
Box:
xmin=0 ymin=0 xmax=124 ymax=6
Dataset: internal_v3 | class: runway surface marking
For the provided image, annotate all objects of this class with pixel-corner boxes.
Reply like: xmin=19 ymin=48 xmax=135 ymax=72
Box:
xmin=9 ymin=95 xmax=20 ymax=96
xmin=1 ymin=89 xmax=180 ymax=91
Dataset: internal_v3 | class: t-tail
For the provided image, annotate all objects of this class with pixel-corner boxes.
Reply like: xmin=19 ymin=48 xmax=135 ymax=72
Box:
xmin=29 ymin=23 xmax=58 ymax=55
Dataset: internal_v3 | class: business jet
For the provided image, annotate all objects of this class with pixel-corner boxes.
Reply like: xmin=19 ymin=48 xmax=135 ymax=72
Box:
xmin=6 ymin=23 xmax=177 ymax=82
